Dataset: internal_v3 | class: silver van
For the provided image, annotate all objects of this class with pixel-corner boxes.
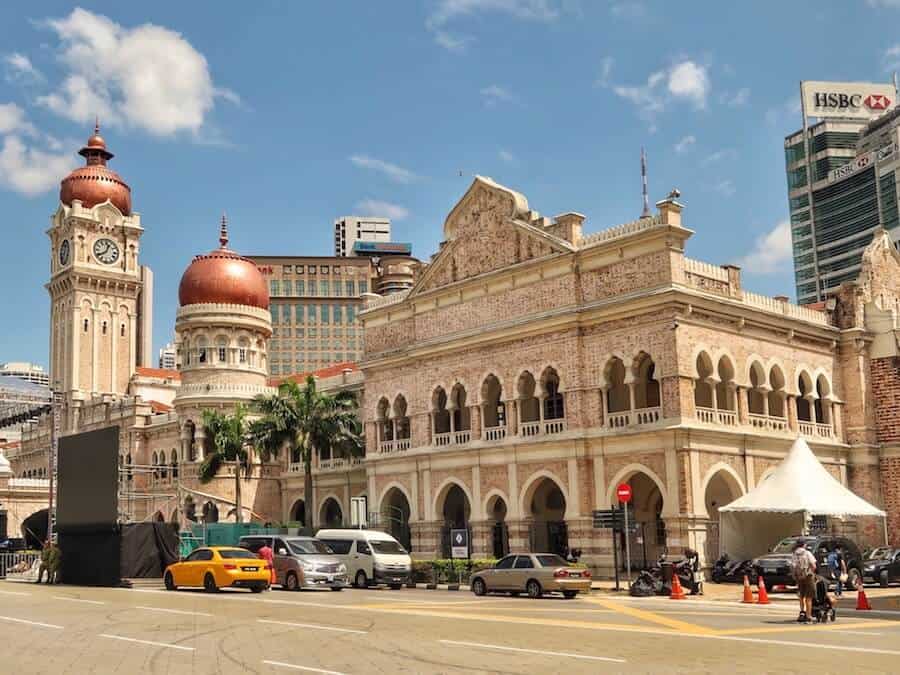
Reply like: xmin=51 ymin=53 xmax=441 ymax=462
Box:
xmin=239 ymin=535 xmax=348 ymax=591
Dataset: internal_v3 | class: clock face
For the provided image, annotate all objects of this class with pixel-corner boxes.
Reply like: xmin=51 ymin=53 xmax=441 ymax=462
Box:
xmin=93 ymin=238 xmax=120 ymax=265
xmin=59 ymin=239 xmax=70 ymax=266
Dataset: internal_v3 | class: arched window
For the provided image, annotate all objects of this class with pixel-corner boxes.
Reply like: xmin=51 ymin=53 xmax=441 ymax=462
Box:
xmin=747 ymin=362 xmax=767 ymax=415
xmin=120 ymin=323 xmax=125 ymax=337
xmin=633 ymin=353 xmax=660 ymax=409
xmin=605 ymin=358 xmax=629 ymax=413
xmin=815 ymin=375 xmax=831 ymax=425
xmin=102 ymin=321 xmax=107 ymax=335
xmin=377 ymin=397 xmax=392 ymax=449
xmin=171 ymin=449 xmax=178 ymax=479
xmin=432 ymin=387 xmax=451 ymax=440
xmin=83 ymin=318 xmax=89 ymax=332
xmin=796 ymin=372 xmax=814 ymax=422
xmin=450 ymin=384 xmax=470 ymax=432
xmin=517 ymin=372 xmax=540 ymax=423
xmin=216 ymin=337 xmax=228 ymax=363
xmin=769 ymin=366 xmax=786 ymax=418
xmin=716 ymin=357 xmax=735 ymax=411
xmin=541 ymin=367 xmax=564 ymax=420
xmin=481 ymin=374 xmax=505 ymax=431
xmin=197 ymin=337 xmax=208 ymax=364
xmin=238 ymin=337 xmax=249 ymax=364
xmin=694 ymin=353 xmax=714 ymax=409
xmin=393 ymin=395 xmax=410 ymax=440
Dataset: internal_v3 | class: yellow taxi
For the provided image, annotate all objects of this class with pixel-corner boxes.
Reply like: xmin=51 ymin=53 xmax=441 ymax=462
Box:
xmin=164 ymin=546 xmax=271 ymax=593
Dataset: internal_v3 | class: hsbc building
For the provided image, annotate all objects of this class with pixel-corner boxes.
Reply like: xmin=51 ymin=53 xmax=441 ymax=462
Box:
xmin=785 ymin=80 xmax=900 ymax=304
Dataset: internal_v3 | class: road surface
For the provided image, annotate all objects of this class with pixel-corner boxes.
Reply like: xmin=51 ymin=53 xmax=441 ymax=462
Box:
xmin=1 ymin=580 xmax=897 ymax=673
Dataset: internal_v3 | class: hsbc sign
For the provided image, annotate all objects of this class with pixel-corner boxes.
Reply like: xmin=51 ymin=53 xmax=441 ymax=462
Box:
xmin=802 ymin=81 xmax=896 ymax=120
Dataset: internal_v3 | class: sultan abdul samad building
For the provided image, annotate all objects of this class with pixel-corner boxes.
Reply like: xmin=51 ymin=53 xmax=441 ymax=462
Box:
xmin=8 ymin=130 xmax=900 ymax=572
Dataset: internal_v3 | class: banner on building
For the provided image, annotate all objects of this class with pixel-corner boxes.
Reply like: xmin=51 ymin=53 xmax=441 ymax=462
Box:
xmin=801 ymin=80 xmax=896 ymax=121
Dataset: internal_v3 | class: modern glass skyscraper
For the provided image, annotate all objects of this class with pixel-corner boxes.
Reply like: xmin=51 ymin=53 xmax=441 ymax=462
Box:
xmin=785 ymin=80 xmax=898 ymax=304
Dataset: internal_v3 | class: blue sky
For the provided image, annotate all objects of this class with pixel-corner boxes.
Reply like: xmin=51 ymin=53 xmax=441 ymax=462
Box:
xmin=2 ymin=1 xmax=900 ymax=369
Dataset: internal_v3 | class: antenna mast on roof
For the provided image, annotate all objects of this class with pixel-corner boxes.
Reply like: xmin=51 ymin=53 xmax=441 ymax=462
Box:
xmin=640 ymin=147 xmax=651 ymax=218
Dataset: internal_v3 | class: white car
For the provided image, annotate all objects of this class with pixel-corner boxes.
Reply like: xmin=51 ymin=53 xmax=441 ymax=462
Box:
xmin=316 ymin=529 xmax=412 ymax=589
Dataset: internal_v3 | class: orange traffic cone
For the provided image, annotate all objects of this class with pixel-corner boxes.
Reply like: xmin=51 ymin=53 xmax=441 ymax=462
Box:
xmin=741 ymin=575 xmax=756 ymax=604
xmin=756 ymin=576 xmax=771 ymax=605
xmin=857 ymin=587 xmax=872 ymax=611
xmin=670 ymin=574 xmax=686 ymax=600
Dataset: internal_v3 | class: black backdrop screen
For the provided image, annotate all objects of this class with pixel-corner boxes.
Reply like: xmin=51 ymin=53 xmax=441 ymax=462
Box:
xmin=57 ymin=426 xmax=119 ymax=531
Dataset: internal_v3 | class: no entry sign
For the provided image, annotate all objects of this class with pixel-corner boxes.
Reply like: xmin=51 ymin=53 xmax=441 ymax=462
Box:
xmin=616 ymin=483 xmax=633 ymax=503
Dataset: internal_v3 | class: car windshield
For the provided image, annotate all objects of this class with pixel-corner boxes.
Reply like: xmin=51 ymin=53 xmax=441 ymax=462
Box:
xmin=287 ymin=539 xmax=333 ymax=555
xmin=218 ymin=549 xmax=258 ymax=559
xmin=370 ymin=540 xmax=407 ymax=554
xmin=536 ymin=555 xmax=569 ymax=567
xmin=868 ymin=549 xmax=892 ymax=561
xmin=771 ymin=537 xmax=816 ymax=554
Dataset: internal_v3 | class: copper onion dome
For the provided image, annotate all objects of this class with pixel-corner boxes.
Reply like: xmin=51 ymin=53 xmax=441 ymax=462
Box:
xmin=59 ymin=121 xmax=132 ymax=215
xmin=178 ymin=215 xmax=270 ymax=310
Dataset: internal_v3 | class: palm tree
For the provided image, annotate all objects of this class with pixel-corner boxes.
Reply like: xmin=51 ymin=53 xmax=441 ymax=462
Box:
xmin=250 ymin=375 xmax=363 ymax=533
xmin=199 ymin=405 xmax=251 ymax=524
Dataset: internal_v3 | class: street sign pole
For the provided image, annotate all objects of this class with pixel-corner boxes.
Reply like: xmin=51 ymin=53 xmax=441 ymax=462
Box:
xmin=623 ymin=502 xmax=631 ymax=587
xmin=612 ymin=515 xmax=620 ymax=592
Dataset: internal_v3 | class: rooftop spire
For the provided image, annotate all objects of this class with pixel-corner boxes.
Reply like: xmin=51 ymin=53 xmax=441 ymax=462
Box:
xmin=219 ymin=212 xmax=229 ymax=248
xmin=640 ymin=146 xmax=651 ymax=218
xmin=94 ymin=116 xmax=100 ymax=135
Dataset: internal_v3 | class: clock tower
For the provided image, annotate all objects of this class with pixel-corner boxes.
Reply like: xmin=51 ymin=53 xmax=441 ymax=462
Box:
xmin=47 ymin=124 xmax=154 ymax=396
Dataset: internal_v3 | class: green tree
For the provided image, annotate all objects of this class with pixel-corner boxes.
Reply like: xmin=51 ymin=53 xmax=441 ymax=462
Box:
xmin=199 ymin=405 xmax=251 ymax=524
xmin=250 ymin=376 xmax=363 ymax=532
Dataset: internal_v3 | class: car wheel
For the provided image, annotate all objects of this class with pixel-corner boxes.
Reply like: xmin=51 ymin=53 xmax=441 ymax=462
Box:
xmin=330 ymin=587 xmax=343 ymax=592
xmin=250 ymin=585 xmax=265 ymax=594
xmin=879 ymin=570 xmax=889 ymax=588
xmin=471 ymin=578 xmax=487 ymax=596
xmin=563 ymin=590 xmax=577 ymax=599
xmin=355 ymin=570 xmax=368 ymax=588
xmin=285 ymin=572 xmax=300 ymax=591
xmin=509 ymin=591 xmax=521 ymax=597
xmin=526 ymin=580 xmax=542 ymax=599
xmin=164 ymin=572 xmax=176 ymax=591
xmin=389 ymin=584 xmax=402 ymax=590
xmin=203 ymin=573 xmax=218 ymax=593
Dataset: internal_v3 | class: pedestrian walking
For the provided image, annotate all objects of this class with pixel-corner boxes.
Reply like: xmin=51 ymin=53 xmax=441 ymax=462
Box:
xmin=258 ymin=542 xmax=275 ymax=589
xmin=827 ymin=546 xmax=847 ymax=596
xmin=791 ymin=540 xmax=817 ymax=623
xmin=35 ymin=539 xmax=51 ymax=584
xmin=47 ymin=541 xmax=61 ymax=585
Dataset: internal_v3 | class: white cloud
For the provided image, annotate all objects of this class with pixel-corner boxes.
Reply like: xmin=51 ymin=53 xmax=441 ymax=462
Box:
xmin=667 ymin=61 xmax=710 ymax=109
xmin=0 ymin=103 xmax=36 ymax=136
xmin=712 ymin=179 xmax=736 ymax=197
xmin=4 ymin=53 xmax=42 ymax=82
xmin=426 ymin=0 xmax=559 ymax=51
xmin=720 ymin=87 xmax=750 ymax=107
xmin=35 ymin=8 xmax=233 ymax=137
xmin=349 ymin=155 xmax=419 ymax=183
xmin=673 ymin=135 xmax=695 ymax=154
xmin=735 ymin=220 xmax=792 ymax=275
xmin=498 ymin=148 xmax=516 ymax=163
xmin=885 ymin=45 xmax=900 ymax=70
xmin=596 ymin=56 xmax=614 ymax=87
xmin=0 ymin=135 xmax=75 ymax=197
xmin=481 ymin=84 xmax=515 ymax=106
xmin=355 ymin=199 xmax=409 ymax=221
xmin=606 ymin=59 xmax=710 ymax=130
xmin=610 ymin=2 xmax=647 ymax=19
xmin=701 ymin=148 xmax=737 ymax=166
xmin=764 ymin=95 xmax=801 ymax=126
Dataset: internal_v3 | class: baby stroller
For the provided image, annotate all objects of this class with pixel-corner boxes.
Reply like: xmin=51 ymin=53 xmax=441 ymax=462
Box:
xmin=811 ymin=575 xmax=836 ymax=623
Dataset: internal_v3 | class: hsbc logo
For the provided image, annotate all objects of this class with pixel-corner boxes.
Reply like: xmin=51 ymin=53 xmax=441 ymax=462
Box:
xmin=814 ymin=92 xmax=892 ymax=111
xmin=865 ymin=94 xmax=891 ymax=110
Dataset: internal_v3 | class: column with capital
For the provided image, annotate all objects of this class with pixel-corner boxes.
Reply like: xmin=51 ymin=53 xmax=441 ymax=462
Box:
xmin=92 ymin=308 xmax=101 ymax=391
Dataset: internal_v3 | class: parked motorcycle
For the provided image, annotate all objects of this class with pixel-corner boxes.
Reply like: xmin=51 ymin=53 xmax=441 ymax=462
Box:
xmin=711 ymin=553 xmax=756 ymax=584
xmin=629 ymin=552 xmax=699 ymax=596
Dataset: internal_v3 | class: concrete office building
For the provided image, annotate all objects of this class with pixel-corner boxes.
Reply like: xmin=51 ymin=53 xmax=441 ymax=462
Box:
xmin=158 ymin=343 xmax=177 ymax=370
xmin=786 ymin=80 xmax=898 ymax=304
xmin=0 ymin=362 xmax=50 ymax=387
xmin=334 ymin=216 xmax=391 ymax=257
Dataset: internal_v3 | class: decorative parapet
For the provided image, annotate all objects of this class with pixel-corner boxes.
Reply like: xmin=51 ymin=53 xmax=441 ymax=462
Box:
xmin=742 ymin=290 xmax=830 ymax=326
xmin=8 ymin=478 xmax=50 ymax=489
xmin=175 ymin=382 xmax=275 ymax=398
xmin=361 ymin=289 xmax=410 ymax=314
xmin=580 ymin=214 xmax=664 ymax=247
xmin=147 ymin=410 xmax=179 ymax=426
xmin=176 ymin=302 xmax=272 ymax=323
xmin=684 ymin=257 xmax=729 ymax=282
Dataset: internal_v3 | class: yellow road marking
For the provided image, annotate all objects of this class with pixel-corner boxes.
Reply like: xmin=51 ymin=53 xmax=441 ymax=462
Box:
xmin=713 ymin=620 xmax=900 ymax=637
xmin=585 ymin=597 xmax=715 ymax=635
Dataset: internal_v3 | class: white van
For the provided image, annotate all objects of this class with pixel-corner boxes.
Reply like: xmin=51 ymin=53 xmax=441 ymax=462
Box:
xmin=316 ymin=529 xmax=412 ymax=589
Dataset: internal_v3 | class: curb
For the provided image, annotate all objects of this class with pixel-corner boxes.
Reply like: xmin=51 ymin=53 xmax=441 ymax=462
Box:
xmin=413 ymin=582 xmax=469 ymax=592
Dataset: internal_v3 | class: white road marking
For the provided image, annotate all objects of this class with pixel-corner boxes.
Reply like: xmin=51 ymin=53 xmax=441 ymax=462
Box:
xmin=695 ymin=633 xmax=900 ymax=656
xmin=439 ymin=639 xmax=626 ymax=663
xmin=258 ymin=619 xmax=367 ymax=635
xmin=52 ymin=595 xmax=105 ymax=605
xmin=99 ymin=634 xmax=194 ymax=651
xmin=263 ymin=660 xmax=347 ymax=674
xmin=826 ymin=629 xmax=884 ymax=636
xmin=0 ymin=615 xmax=63 ymax=629
xmin=0 ymin=590 xmax=30 ymax=596
xmin=134 ymin=605 xmax=213 ymax=617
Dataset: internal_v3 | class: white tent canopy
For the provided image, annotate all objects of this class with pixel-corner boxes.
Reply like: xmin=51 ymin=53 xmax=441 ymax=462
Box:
xmin=718 ymin=437 xmax=885 ymax=560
